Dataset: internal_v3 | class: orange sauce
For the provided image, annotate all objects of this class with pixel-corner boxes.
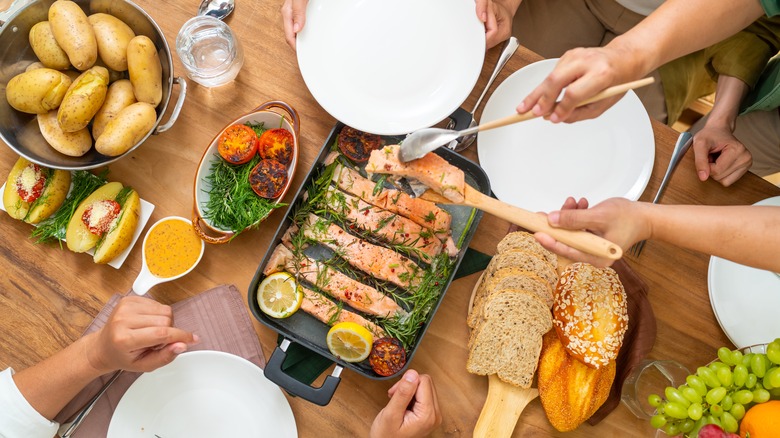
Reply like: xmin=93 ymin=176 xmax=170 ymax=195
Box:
xmin=144 ymin=218 xmax=203 ymax=278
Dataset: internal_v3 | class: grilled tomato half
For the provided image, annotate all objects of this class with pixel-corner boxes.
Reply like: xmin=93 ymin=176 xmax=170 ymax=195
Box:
xmin=217 ymin=124 xmax=258 ymax=165
xmin=249 ymin=159 xmax=288 ymax=199
xmin=258 ymin=128 xmax=294 ymax=165
xmin=337 ymin=126 xmax=383 ymax=163
xmin=369 ymin=337 xmax=407 ymax=377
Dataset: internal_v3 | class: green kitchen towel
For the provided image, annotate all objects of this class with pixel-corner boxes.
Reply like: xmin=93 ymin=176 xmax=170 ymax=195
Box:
xmin=276 ymin=247 xmax=492 ymax=386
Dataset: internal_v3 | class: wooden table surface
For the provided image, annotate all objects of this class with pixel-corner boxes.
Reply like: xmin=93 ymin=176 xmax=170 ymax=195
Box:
xmin=1 ymin=1 xmax=779 ymax=437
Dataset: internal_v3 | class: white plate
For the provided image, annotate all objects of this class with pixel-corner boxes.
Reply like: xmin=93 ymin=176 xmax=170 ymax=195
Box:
xmin=108 ymin=351 xmax=297 ymax=438
xmin=477 ymin=59 xmax=655 ymax=213
xmin=297 ymin=0 xmax=485 ymax=135
xmin=0 ymin=181 xmax=153 ymax=270
xmin=708 ymin=196 xmax=780 ymax=348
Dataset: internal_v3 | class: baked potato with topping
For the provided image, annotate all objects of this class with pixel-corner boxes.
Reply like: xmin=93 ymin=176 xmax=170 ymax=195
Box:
xmin=3 ymin=157 xmax=71 ymax=224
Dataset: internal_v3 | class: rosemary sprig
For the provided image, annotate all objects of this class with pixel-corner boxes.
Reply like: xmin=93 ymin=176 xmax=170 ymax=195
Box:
xmin=202 ymin=154 xmax=285 ymax=236
xmin=31 ymin=170 xmax=108 ymax=245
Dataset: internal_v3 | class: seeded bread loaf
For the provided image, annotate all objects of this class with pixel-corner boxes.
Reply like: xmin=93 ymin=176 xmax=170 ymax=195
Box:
xmin=466 ymin=289 xmax=552 ymax=388
xmin=537 ymin=330 xmax=616 ymax=432
xmin=553 ymin=263 xmax=628 ymax=369
xmin=496 ymin=231 xmax=557 ymax=268
xmin=467 ymin=267 xmax=553 ymax=328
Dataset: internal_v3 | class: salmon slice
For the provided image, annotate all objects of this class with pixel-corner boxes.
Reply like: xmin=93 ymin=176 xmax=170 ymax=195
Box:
xmin=366 ymin=145 xmax=466 ymax=203
xmin=332 ymin=164 xmax=452 ymax=238
xmin=263 ymin=244 xmax=406 ymax=319
xmin=301 ymin=213 xmax=423 ymax=289
xmin=300 ymin=286 xmax=387 ymax=338
xmin=322 ymin=186 xmax=442 ymax=261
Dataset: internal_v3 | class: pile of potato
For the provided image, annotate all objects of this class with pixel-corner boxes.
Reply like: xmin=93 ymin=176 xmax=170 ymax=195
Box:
xmin=5 ymin=0 xmax=163 ymax=157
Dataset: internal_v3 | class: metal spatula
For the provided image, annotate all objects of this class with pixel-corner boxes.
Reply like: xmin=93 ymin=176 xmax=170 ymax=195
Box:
xmin=398 ymin=77 xmax=656 ymax=162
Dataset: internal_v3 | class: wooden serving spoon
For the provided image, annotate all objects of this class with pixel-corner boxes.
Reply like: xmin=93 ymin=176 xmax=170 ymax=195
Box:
xmin=419 ymin=186 xmax=622 ymax=261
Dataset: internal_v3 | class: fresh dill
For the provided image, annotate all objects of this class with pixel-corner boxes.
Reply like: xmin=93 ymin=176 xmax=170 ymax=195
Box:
xmin=31 ymin=170 xmax=108 ymax=245
xmin=202 ymin=154 xmax=285 ymax=235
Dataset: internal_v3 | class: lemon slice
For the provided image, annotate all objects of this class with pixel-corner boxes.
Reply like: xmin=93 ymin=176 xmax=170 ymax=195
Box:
xmin=257 ymin=272 xmax=303 ymax=318
xmin=326 ymin=322 xmax=374 ymax=363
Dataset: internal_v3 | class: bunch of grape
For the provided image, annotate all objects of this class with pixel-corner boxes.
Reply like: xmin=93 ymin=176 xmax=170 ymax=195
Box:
xmin=648 ymin=338 xmax=780 ymax=437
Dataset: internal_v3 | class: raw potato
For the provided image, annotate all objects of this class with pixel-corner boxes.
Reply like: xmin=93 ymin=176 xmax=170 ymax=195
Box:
xmin=66 ymin=181 xmax=123 ymax=253
xmin=92 ymin=79 xmax=136 ymax=140
xmin=25 ymin=62 xmax=46 ymax=72
xmin=5 ymin=68 xmax=72 ymax=114
xmin=49 ymin=0 xmax=97 ymax=71
xmin=57 ymin=66 xmax=109 ymax=132
xmin=3 ymin=157 xmax=71 ymax=224
xmin=29 ymin=21 xmax=71 ymax=70
xmin=94 ymin=58 xmax=125 ymax=83
xmin=95 ymin=102 xmax=156 ymax=156
xmin=88 ymin=13 xmax=135 ymax=71
xmin=127 ymin=35 xmax=162 ymax=106
xmin=93 ymin=189 xmax=140 ymax=264
xmin=38 ymin=110 xmax=92 ymax=157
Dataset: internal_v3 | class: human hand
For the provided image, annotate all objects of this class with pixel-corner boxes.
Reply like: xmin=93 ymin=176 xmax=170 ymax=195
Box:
xmin=281 ymin=0 xmax=308 ymax=51
xmin=535 ymin=197 xmax=650 ymax=267
xmin=517 ymin=45 xmax=642 ymax=123
xmin=692 ymin=122 xmax=752 ymax=187
xmin=85 ymin=296 xmax=198 ymax=374
xmin=476 ymin=0 xmax=517 ymax=49
xmin=369 ymin=369 xmax=442 ymax=438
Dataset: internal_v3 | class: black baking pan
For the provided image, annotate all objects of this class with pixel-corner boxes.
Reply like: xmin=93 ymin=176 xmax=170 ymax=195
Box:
xmin=248 ymin=121 xmax=491 ymax=405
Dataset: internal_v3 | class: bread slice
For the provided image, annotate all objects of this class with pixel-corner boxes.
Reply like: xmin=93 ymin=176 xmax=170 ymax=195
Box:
xmin=497 ymin=231 xmax=558 ymax=268
xmin=467 ymin=267 xmax=554 ymax=328
xmin=466 ymin=289 xmax=552 ymax=388
xmin=487 ymin=249 xmax=558 ymax=288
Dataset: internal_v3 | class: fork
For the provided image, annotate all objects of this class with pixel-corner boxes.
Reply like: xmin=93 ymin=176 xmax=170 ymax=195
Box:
xmin=629 ymin=131 xmax=694 ymax=257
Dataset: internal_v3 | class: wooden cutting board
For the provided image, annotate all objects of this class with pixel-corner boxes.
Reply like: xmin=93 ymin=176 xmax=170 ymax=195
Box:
xmin=469 ymin=256 xmax=572 ymax=438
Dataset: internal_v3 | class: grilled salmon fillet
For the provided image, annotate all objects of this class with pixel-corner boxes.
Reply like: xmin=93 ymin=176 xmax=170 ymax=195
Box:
xmin=332 ymin=164 xmax=452 ymax=238
xmin=366 ymin=145 xmax=465 ymax=203
xmin=300 ymin=286 xmax=387 ymax=338
xmin=301 ymin=213 xmax=423 ymax=289
xmin=321 ymin=186 xmax=442 ymax=261
xmin=264 ymin=244 xmax=406 ymax=319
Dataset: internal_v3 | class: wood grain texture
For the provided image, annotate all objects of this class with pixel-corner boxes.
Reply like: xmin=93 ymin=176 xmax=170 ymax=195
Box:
xmin=0 ymin=2 xmax=779 ymax=437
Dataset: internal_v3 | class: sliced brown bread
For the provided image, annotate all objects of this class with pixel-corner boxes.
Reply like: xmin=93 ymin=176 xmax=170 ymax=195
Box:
xmin=487 ymin=249 xmax=558 ymax=288
xmin=467 ymin=267 xmax=554 ymax=328
xmin=466 ymin=289 xmax=553 ymax=388
xmin=496 ymin=231 xmax=558 ymax=268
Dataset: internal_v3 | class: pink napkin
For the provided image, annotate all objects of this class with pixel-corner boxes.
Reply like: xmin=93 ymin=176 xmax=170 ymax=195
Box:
xmin=53 ymin=284 xmax=266 ymax=436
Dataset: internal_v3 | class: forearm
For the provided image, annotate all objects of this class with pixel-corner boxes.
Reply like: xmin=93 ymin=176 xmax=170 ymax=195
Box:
xmin=644 ymin=203 xmax=780 ymax=271
xmin=13 ymin=333 xmax=107 ymax=420
xmin=705 ymin=75 xmax=751 ymax=131
xmin=606 ymin=0 xmax=765 ymax=77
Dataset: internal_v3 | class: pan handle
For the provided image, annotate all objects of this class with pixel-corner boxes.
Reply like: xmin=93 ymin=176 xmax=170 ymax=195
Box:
xmin=191 ymin=207 xmax=234 ymax=244
xmin=253 ymin=100 xmax=300 ymax=140
xmin=0 ymin=0 xmax=34 ymax=27
xmin=155 ymin=77 xmax=187 ymax=134
xmin=264 ymin=338 xmax=343 ymax=406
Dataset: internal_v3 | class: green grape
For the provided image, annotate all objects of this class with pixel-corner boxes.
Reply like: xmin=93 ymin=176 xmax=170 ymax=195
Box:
xmin=767 ymin=340 xmax=780 ymax=364
xmin=729 ymin=403 xmax=746 ymax=421
xmin=733 ymin=364 xmax=748 ymax=387
xmin=682 ymin=386 xmax=702 ymax=404
xmin=742 ymin=353 xmax=754 ymax=368
xmin=665 ymin=387 xmax=691 ymax=407
xmin=765 ymin=366 xmax=780 ymax=388
xmin=721 ymin=395 xmax=733 ymax=411
xmin=731 ymin=350 xmax=743 ymax=366
xmin=762 ymin=367 xmax=777 ymax=389
xmin=663 ymin=421 xmax=681 ymax=436
xmin=716 ymin=366 xmax=733 ymax=387
xmin=706 ymin=387 xmax=728 ymax=405
xmin=687 ymin=375 xmax=708 ymax=396
xmin=680 ymin=418 xmax=695 ymax=434
xmin=751 ymin=354 xmax=768 ymax=377
xmin=718 ymin=347 xmax=736 ymax=365
xmin=648 ymin=394 xmax=662 ymax=407
xmin=650 ymin=414 xmax=667 ymax=429
xmin=746 ymin=373 xmax=758 ymax=389
xmin=721 ymin=412 xmax=739 ymax=433
xmin=770 ymin=387 xmax=780 ymax=398
xmin=710 ymin=404 xmax=724 ymax=417
xmin=697 ymin=366 xmax=721 ymax=388
xmin=753 ymin=388 xmax=770 ymax=403
xmin=732 ymin=389 xmax=754 ymax=405
xmin=709 ymin=361 xmax=728 ymax=372
xmin=688 ymin=402 xmax=703 ymax=421
xmin=707 ymin=414 xmax=723 ymax=428
xmin=664 ymin=401 xmax=689 ymax=419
